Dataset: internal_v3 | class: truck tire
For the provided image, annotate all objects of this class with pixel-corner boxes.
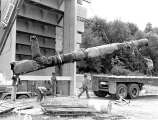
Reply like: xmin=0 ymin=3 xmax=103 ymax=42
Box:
xmin=115 ymin=84 xmax=127 ymax=99
xmin=93 ymin=91 xmax=108 ymax=97
xmin=3 ymin=95 xmax=11 ymax=100
xmin=18 ymin=95 xmax=29 ymax=99
xmin=127 ymin=84 xmax=140 ymax=99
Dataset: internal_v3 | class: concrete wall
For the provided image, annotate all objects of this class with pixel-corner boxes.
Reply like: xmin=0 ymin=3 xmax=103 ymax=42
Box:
xmin=0 ymin=0 xmax=87 ymax=96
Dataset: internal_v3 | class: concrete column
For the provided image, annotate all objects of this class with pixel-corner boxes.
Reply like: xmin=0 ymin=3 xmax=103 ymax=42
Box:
xmin=62 ymin=0 xmax=77 ymax=95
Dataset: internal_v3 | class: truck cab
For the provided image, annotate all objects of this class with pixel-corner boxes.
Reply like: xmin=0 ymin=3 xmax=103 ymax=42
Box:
xmin=0 ymin=72 xmax=32 ymax=100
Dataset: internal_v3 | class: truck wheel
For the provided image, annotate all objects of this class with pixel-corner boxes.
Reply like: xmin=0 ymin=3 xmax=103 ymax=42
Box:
xmin=3 ymin=96 xmax=11 ymax=100
xmin=93 ymin=91 xmax=108 ymax=97
xmin=127 ymin=84 xmax=140 ymax=99
xmin=116 ymin=84 xmax=127 ymax=99
xmin=18 ymin=95 xmax=29 ymax=99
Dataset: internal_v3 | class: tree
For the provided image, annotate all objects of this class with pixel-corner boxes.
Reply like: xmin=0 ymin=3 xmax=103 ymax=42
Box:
xmin=77 ymin=19 xmax=103 ymax=73
xmin=91 ymin=17 xmax=111 ymax=44
xmin=153 ymin=27 xmax=158 ymax=35
xmin=77 ymin=17 xmax=154 ymax=75
xmin=108 ymin=19 xmax=132 ymax=43
xmin=134 ymin=30 xmax=145 ymax=40
xmin=144 ymin=22 xmax=153 ymax=33
xmin=127 ymin=22 xmax=139 ymax=36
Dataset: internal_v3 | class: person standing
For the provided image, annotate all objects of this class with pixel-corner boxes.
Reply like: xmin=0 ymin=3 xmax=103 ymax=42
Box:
xmin=144 ymin=57 xmax=154 ymax=76
xmin=50 ymin=72 xmax=57 ymax=97
xmin=11 ymin=74 xmax=22 ymax=101
xmin=78 ymin=73 xmax=91 ymax=99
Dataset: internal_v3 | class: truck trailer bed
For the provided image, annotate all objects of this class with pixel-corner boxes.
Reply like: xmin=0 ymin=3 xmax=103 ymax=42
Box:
xmin=92 ymin=75 xmax=158 ymax=85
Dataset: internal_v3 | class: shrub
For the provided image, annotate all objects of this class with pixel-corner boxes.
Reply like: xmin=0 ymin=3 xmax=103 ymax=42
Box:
xmin=111 ymin=66 xmax=130 ymax=76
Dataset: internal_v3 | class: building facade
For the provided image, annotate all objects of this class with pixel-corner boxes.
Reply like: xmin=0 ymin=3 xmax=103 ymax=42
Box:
xmin=0 ymin=0 xmax=87 ymax=95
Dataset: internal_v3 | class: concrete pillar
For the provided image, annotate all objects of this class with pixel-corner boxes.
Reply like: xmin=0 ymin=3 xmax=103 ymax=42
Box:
xmin=62 ymin=0 xmax=77 ymax=95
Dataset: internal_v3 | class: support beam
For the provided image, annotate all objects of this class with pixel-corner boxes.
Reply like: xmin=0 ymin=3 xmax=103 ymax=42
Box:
xmin=57 ymin=15 xmax=63 ymax=24
xmin=23 ymin=3 xmax=30 ymax=15
xmin=63 ymin=0 xmax=77 ymax=96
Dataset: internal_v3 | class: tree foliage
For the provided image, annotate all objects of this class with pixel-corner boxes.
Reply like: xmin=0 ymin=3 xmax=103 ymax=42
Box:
xmin=77 ymin=17 xmax=158 ymax=76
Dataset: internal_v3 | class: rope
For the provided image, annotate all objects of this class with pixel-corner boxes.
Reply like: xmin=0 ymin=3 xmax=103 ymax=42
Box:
xmin=151 ymin=70 xmax=158 ymax=75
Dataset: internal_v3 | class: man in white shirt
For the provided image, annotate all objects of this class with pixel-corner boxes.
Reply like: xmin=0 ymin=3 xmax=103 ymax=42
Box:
xmin=78 ymin=73 xmax=91 ymax=99
xmin=144 ymin=57 xmax=153 ymax=76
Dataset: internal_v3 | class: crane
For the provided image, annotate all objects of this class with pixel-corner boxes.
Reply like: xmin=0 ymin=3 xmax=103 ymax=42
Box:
xmin=0 ymin=0 xmax=24 ymax=55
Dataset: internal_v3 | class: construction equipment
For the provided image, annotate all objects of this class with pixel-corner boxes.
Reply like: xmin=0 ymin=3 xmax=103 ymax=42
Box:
xmin=0 ymin=0 xmax=33 ymax=100
xmin=0 ymin=0 xmax=24 ymax=55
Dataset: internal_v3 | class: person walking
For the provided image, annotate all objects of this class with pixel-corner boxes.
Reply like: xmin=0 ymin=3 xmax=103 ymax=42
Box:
xmin=11 ymin=74 xmax=22 ymax=101
xmin=78 ymin=73 xmax=91 ymax=99
xmin=50 ymin=72 xmax=57 ymax=97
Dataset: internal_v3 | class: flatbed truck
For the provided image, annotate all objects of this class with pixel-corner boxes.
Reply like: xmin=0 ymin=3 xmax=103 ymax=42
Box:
xmin=92 ymin=75 xmax=158 ymax=99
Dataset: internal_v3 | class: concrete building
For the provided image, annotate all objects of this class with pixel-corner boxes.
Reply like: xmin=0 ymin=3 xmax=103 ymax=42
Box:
xmin=0 ymin=0 xmax=88 ymax=95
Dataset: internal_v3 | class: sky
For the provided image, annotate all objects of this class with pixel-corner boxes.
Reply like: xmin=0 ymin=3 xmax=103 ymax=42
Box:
xmin=83 ymin=0 xmax=158 ymax=30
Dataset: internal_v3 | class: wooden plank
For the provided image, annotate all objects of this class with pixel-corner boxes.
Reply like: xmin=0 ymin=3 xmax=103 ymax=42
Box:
xmin=0 ymin=107 xmax=14 ymax=115
xmin=77 ymin=4 xmax=87 ymax=19
xmin=14 ymin=105 xmax=34 ymax=111
xmin=45 ymin=107 xmax=94 ymax=112
xmin=44 ymin=107 xmax=94 ymax=116
xmin=41 ymin=104 xmax=95 ymax=116
xmin=41 ymin=104 xmax=89 ymax=108
xmin=0 ymin=101 xmax=32 ymax=115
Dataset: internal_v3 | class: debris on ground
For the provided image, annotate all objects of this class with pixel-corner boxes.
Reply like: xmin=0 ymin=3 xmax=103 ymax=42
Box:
xmin=41 ymin=103 xmax=95 ymax=117
xmin=0 ymin=100 xmax=33 ymax=116
xmin=23 ymin=114 xmax=32 ymax=120
xmin=113 ymin=97 xmax=130 ymax=106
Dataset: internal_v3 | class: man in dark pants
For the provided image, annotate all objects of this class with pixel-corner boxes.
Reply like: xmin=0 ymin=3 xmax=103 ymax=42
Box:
xmin=11 ymin=74 xmax=22 ymax=101
xmin=78 ymin=73 xmax=91 ymax=99
xmin=34 ymin=86 xmax=47 ymax=102
xmin=50 ymin=72 xmax=57 ymax=97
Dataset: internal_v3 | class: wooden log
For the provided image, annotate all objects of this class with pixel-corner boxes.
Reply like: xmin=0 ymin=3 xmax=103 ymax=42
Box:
xmin=88 ymin=99 xmax=112 ymax=113
xmin=14 ymin=105 xmax=34 ymax=111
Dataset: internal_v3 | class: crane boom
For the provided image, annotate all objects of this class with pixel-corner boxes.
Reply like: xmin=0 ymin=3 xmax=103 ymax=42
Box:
xmin=0 ymin=0 xmax=24 ymax=55
xmin=11 ymin=35 xmax=149 ymax=75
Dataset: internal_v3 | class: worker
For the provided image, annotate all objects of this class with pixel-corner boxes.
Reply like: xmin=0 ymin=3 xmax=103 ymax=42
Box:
xmin=11 ymin=74 xmax=22 ymax=101
xmin=34 ymin=86 xmax=47 ymax=102
xmin=78 ymin=73 xmax=91 ymax=99
xmin=50 ymin=72 xmax=57 ymax=97
xmin=144 ymin=57 xmax=154 ymax=76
